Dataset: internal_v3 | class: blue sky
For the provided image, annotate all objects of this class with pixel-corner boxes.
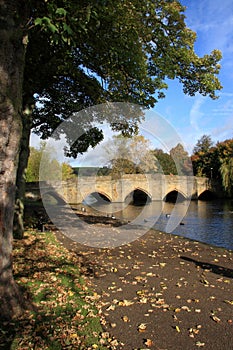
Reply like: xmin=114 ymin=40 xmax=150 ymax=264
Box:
xmin=31 ymin=0 xmax=233 ymax=165
xmin=153 ymin=0 xmax=233 ymax=153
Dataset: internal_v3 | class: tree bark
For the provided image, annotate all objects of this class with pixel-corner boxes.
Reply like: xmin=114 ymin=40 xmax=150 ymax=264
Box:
xmin=13 ymin=110 xmax=32 ymax=239
xmin=0 ymin=1 xmax=28 ymax=319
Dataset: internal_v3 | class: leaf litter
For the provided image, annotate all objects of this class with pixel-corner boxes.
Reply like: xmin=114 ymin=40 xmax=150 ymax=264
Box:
xmin=0 ymin=230 xmax=120 ymax=349
xmin=83 ymin=228 xmax=233 ymax=349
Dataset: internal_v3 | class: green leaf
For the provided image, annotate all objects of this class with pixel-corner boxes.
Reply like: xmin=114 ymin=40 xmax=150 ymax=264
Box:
xmin=56 ymin=8 xmax=67 ymax=17
xmin=48 ymin=22 xmax=58 ymax=33
xmin=40 ymin=17 xmax=51 ymax=25
xmin=34 ymin=18 xmax=43 ymax=26
xmin=34 ymin=17 xmax=58 ymax=33
xmin=63 ymin=23 xmax=73 ymax=35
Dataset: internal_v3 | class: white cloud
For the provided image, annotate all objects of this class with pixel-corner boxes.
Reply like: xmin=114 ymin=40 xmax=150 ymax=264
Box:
xmin=212 ymin=98 xmax=233 ymax=117
xmin=211 ymin=116 xmax=233 ymax=140
xmin=71 ymin=139 xmax=111 ymax=167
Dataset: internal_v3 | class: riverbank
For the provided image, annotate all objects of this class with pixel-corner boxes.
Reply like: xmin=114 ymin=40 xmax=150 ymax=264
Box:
xmin=22 ymin=203 xmax=233 ymax=349
xmin=55 ymin=224 xmax=233 ymax=349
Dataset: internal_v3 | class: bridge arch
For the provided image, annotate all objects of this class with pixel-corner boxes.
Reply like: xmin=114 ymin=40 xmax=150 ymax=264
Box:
xmin=198 ymin=190 xmax=216 ymax=200
xmin=125 ymin=187 xmax=152 ymax=205
xmin=164 ymin=189 xmax=187 ymax=202
xmin=82 ymin=191 xmax=112 ymax=205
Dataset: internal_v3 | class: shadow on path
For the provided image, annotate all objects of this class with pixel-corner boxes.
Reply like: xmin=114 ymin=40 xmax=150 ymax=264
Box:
xmin=181 ymin=256 xmax=233 ymax=279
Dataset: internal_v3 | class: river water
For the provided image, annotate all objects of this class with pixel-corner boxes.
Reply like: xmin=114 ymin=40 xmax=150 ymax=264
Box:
xmin=82 ymin=199 xmax=233 ymax=251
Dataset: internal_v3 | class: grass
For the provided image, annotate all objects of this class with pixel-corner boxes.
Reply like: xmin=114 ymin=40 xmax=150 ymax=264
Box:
xmin=0 ymin=230 xmax=116 ymax=350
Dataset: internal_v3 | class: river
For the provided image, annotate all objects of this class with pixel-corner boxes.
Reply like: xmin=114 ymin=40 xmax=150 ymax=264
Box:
xmin=81 ymin=199 xmax=233 ymax=251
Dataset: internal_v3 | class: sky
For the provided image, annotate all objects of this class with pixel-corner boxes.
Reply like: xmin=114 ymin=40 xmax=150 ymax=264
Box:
xmin=153 ymin=0 xmax=233 ymax=152
xmin=30 ymin=0 xmax=233 ymax=166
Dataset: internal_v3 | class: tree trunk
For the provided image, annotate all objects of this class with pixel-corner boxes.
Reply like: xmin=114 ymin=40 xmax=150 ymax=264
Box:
xmin=13 ymin=110 xmax=32 ymax=239
xmin=0 ymin=1 xmax=28 ymax=319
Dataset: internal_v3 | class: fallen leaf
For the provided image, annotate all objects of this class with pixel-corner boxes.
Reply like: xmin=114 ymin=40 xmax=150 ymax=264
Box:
xmin=138 ymin=323 xmax=147 ymax=332
xmin=144 ymin=338 xmax=153 ymax=347
xmin=118 ymin=299 xmax=134 ymax=306
xmin=146 ymin=272 xmax=156 ymax=277
xmin=159 ymin=262 xmax=166 ymax=267
xmin=200 ymin=278 xmax=209 ymax=285
xmin=181 ymin=306 xmax=191 ymax=312
xmin=211 ymin=315 xmax=221 ymax=323
xmin=122 ymin=315 xmax=129 ymax=322
xmin=106 ymin=305 xmax=115 ymax=311
xmin=110 ymin=339 xmax=119 ymax=346
xmin=139 ymin=297 xmax=148 ymax=304
xmin=175 ymin=308 xmax=181 ymax=313
xmin=196 ymin=341 xmax=205 ymax=347
xmin=101 ymin=332 xmax=110 ymax=338
xmin=110 ymin=267 xmax=118 ymax=272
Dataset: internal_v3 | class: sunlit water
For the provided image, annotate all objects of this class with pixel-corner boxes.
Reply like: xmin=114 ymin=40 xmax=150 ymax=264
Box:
xmin=79 ymin=199 xmax=233 ymax=251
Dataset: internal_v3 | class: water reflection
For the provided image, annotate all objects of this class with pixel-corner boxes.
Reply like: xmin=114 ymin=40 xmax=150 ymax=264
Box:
xmin=79 ymin=198 xmax=233 ymax=250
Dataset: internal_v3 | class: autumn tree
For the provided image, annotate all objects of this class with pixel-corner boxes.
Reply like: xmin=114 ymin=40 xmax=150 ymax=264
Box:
xmin=170 ymin=143 xmax=192 ymax=175
xmin=217 ymin=139 xmax=233 ymax=195
xmin=193 ymin=135 xmax=214 ymax=154
xmin=25 ymin=143 xmax=75 ymax=182
xmin=191 ymin=137 xmax=233 ymax=196
xmin=25 ymin=147 xmax=45 ymax=182
xmin=61 ymin=163 xmax=76 ymax=181
xmin=0 ymin=0 xmax=223 ymax=319
xmin=192 ymin=147 xmax=218 ymax=178
xmin=192 ymin=135 xmax=216 ymax=177
xmin=105 ymin=135 xmax=158 ymax=177
xmin=220 ymin=158 xmax=233 ymax=195
xmin=152 ymin=149 xmax=177 ymax=175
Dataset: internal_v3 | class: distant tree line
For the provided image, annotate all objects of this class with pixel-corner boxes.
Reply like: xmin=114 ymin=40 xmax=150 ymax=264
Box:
xmin=191 ymin=135 xmax=233 ymax=196
xmin=27 ymin=135 xmax=233 ymax=197
xmin=73 ymin=135 xmax=192 ymax=178
xmin=26 ymin=143 xmax=75 ymax=182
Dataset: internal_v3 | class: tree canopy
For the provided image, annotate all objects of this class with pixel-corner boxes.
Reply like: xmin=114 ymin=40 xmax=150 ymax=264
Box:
xmin=152 ymin=149 xmax=177 ymax=175
xmin=105 ymin=135 xmax=157 ymax=177
xmin=27 ymin=0 xmax=222 ymax=139
xmin=193 ymin=135 xmax=214 ymax=154
xmin=170 ymin=143 xmax=192 ymax=175
xmin=192 ymin=136 xmax=233 ymax=196
xmin=25 ymin=143 xmax=75 ymax=182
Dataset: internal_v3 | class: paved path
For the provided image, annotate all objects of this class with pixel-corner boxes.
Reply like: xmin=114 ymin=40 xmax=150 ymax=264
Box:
xmin=56 ymin=219 xmax=233 ymax=350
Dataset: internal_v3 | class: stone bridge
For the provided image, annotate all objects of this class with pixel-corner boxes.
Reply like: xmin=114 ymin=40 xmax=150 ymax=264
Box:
xmin=25 ymin=174 xmax=223 ymax=205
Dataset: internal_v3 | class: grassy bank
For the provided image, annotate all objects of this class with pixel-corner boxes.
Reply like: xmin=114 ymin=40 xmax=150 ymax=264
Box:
xmin=0 ymin=230 xmax=117 ymax=350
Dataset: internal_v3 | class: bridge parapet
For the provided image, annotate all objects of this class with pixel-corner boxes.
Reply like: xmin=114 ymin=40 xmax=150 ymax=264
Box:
xmin=25 ymin=175 xmax=223 ymax=204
